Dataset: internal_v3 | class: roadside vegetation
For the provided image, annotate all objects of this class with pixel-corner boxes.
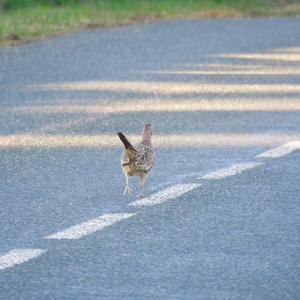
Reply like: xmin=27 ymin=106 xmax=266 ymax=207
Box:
xmin=1 ymin=0 xmax=300 ymax=46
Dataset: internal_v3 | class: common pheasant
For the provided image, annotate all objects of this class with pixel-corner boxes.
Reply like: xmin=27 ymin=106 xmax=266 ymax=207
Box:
xmin=117 ymin=124 xmax=155 ymax=197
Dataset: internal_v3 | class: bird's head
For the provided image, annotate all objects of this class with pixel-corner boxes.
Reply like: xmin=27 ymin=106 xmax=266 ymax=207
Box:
xmin=142 ymin=123 xmax=153 ymax=141
xmin=143 ymin=123 xmax=152 ymax=134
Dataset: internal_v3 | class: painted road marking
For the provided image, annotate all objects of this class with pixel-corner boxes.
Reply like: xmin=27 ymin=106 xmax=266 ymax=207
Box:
xmin=129 ymin=183 xmax=201 ymax=207
xmin=256 ymin=141 xmax=300 ymax=158
xmin=45 ymin=213 xmax=136 ymax=240
xmin=3 ymin=140 xmax=298 ymax=270
xmin=200 ymin=162 xmax=263 ymax=180
xmin=0 ymin=249 xmax=45 ymax=270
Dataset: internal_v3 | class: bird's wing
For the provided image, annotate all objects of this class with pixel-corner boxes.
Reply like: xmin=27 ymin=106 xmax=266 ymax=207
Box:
xmin=135 ymin=144 xmax=155 ymax=172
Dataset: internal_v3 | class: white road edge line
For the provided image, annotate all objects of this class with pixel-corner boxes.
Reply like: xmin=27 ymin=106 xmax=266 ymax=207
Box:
xmin=129 ymin=183 xmax=202 ymax=207
xmin=199 ymin=162 xmax=263 ymax=180
xmin=256 ymin=140 xmax=300 ymax=158
xmin=0 ymin=249 xmax=45 ymax=270
xmin=45 ymin=213 xmax=136 ymax=240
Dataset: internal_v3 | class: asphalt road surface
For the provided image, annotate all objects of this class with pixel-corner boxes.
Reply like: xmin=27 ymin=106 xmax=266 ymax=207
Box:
xmin=1 ymin=17 xmax=300 ymax=299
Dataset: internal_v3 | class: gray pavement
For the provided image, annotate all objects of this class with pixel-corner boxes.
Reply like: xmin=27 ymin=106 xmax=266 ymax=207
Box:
xmin=0 ymin=17 xmax=300 ymax=299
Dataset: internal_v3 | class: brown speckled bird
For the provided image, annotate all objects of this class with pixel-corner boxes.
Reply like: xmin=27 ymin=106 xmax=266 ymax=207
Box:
xmin=117 ymin=124 xmax=155 ymax=197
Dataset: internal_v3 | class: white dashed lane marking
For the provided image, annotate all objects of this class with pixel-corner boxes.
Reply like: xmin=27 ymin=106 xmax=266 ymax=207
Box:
xmin=256 ymin=140 xmax=300 ymax=158
xmin=129 ymin=183 xmax=202 ymax=207
xmin=2 ymin=141 xmax=298 ymax=270
xmin=0 ymin=249 xmax=45 ymax=270
xmin=199 ymin=162 xmax=263 ymax=180
xmin=45 ymin=213 xmax=136 ymax=240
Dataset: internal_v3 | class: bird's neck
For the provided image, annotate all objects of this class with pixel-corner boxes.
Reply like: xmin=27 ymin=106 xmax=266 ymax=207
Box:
xmin=141 ymin=133 xmax=152 ymax=145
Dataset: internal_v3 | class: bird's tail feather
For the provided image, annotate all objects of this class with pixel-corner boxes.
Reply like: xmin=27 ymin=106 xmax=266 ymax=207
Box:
xmin=117 ymin=132 xmax=138 ymax=160
xmin=117 ymin=132 xmax=134 ymax=149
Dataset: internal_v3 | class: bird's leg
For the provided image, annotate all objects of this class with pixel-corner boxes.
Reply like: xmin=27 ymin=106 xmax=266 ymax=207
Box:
xmin=139 ymin=174 xmax=147 ymax=198
xmin=123 ymin=173 xmax=133 ymax=195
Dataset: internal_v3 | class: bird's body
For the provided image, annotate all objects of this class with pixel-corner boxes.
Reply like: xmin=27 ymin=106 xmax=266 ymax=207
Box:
xmin=117 ymin=124 xmax=154 ymax=197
